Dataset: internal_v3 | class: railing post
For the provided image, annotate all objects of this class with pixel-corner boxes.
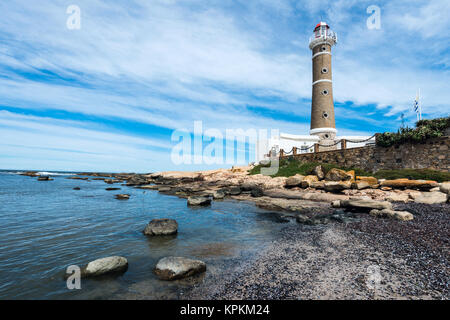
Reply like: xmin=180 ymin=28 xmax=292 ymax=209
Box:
xmin=280 ymin=149 xmax=284 ymax=158
xmin=314 ymin=144 xmax=319 ymax=153
xmin=293 ymin=147 xmax=297 ymax=156
xmin=341 ymin=139 xmax=347 ymax=150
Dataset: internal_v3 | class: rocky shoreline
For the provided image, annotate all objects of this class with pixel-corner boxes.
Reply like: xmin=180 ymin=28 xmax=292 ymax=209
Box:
xmin=20 ymin=166 xmax=450 ymax=299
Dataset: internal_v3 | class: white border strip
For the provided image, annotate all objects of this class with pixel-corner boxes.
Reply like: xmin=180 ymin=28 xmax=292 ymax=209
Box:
xmin=312 ymin=51 xmax=331 ymax=59
xmin=310 ymin=128 xmax=337 ymax=135
xmin=312 ymin=79 xmax=332 ymax=86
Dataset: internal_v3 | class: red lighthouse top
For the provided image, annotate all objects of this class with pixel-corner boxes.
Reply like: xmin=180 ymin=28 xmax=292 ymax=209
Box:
xmin=314 ymin=22 xmax=329 ymax=31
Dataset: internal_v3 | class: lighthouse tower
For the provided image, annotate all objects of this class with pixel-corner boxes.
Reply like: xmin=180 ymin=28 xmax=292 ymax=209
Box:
xmin=309 ymin=22 xmax=338 ymax=149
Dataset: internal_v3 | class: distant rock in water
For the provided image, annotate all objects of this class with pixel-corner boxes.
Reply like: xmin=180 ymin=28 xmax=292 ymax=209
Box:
xmin=187 ymin=196 xmax=211 ymax=206
xmin=67 ymin=176 xmax=89 ymax=180
xmin=115 ymin=194 xmax=130 ymax=200
xmin=73 ymin=187 xmax=81 ymax=190
xmin=38 ymin=176 xmax=53 ymax=181
xmin=143 ymin=219 xmax=178 ymax=236
xmin=81 ymin=256 xmax=128 ymax=278
xmin=106 ymin=188 xmax=121 ymax=191
xmin=154 ymin=257 xmax=206 ymax=280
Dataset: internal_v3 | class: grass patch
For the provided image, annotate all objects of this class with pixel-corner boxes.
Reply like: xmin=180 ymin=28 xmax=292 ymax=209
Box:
xmin=249 ymin=159 xmax=372 ymax=178
xmin=250 ymin=160 xmax=450 ymax=182
xmin=374 ymin=169 xmax=450 ymax=183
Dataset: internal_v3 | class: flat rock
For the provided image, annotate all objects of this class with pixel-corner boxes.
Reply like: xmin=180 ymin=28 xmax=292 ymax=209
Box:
xmin=352 ymin=181 xmax=371 ymax=190
xmin=285 ymin=174 xmax=305 ymax=188
xmin=324 ymin=181 xmax=351 ymax=193
xmin=414 ymin=192 xmax=448 ymax=204
xmin=356 ymin=176 xmax=378 ymax=185
xmin=369 ymin=209 xmax=414 ymax=221
xmin=187 ymin=196 xmax=211 ymax=206
xmin=143 ymin=219 xmax=178 ymax=236
xmin=380 ymin=179 xmax=439 ymax=190
xmin=154 ymin=257 xmax=206 ymax=280
xmin=82 ymin=256 xmax=128 ymax=277
xmin=386 ymin=193 xmax=409 ymax=203
xmin=337 ymin=199 xmax=393 ymax=211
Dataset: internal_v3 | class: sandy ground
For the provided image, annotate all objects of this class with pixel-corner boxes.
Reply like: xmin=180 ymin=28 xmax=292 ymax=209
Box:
xmin=185 ymin=203 xmax=449 ymax=300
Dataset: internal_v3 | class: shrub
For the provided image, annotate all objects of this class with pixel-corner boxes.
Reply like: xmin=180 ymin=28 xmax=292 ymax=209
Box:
xmin=376 ymin=116 xmax=450 ymax=147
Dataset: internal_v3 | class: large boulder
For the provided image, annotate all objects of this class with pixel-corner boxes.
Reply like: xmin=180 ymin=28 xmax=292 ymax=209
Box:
xmin=301 ymin=175 xmax=319 ymax=188
xmin=369 ymin=209 xmax=414 ymax=221
xmin=356 ymin=176 xmax=378 ymax=186
xmin=212 ymin=190 xmax=225 ymax=199
xmin=285 ymin=174 xmax=305 ymax=188
xmin=143 ymin=219 xmax=178 ymax=236
xmin=440 ymin=182 xmax=450 ymax=195
xmin=223 ymin=186 xmax=242 ymax=196
xmin=325 ymin=168 xmax=352 ymax=181
xmin=337 ymin=199 xmax=393 ymax=211
xmin=82 ymin=256 xmax=128 ymax=277
xmin=187 ymin=196 xmax=212 ymax=206
xmin=380 ymin=179 xmax=439 ymax=191
xmin=413 ymin=192 xmax=448 ymax=204
xmin=251 ymin=187 xmax=264 ymax=198
xmin=351 ymin=181 xmax=371 ymax=190
xmin=154 ymin=257 xmax=206 ymax=280
xmin=324 ymin=181 xmax=352 ymax=193
xmin=313 ymin=166 xmax=325 ymax=180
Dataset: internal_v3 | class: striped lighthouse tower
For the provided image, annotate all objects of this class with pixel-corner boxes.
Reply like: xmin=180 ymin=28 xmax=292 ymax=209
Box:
xmin=309 ymin=22 xmax=338 ymax=150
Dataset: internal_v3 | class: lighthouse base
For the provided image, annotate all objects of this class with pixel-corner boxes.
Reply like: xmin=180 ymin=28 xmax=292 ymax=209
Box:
xmin=310 ymin=127 xmax=338 ymax=151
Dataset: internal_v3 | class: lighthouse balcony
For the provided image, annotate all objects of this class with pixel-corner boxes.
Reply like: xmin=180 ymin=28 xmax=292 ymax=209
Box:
xmin=309 ymin=30 xmax=337 ymax=49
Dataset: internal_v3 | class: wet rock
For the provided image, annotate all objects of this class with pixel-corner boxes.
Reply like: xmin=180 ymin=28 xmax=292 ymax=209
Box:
xmin=20 ymin=171 xmax=39 ymax=177
xmin=325 ymin=168 xmax=352 ymax=181
xmin=115 ymin=194 xmax=130 ymax=200
xmin=369 ymin=209 xmax=414 ymax=221
xmin=106 ymin=188 xmax=121 ymax=191
xmin=380 ymin=179 xmax=439 ymax=191
xmin=337 ymin=199 xmax=393 ymax=211
xmin=413 ymin=192 xmax=448 ymax=204
xmin=73 ymin=187 xmax=81 ymax=190
xmin=143 ymin=219 xmax=178 ymax=236
xmin=224 ymin=186 xmax=242 ymax=196
xmin=68 ymin=176 xmax=89 ymax=180
xmin=154 ymin=257 xmax=206 ymax=280
xmin=38 ymin=176 xmax=53 ymax=181
xmin=81 ymin=256 xmax=128 ymax=277
xmin=301 ymin=175 xmax=319 ymax=188
xmin=251 ymin=187 xmax=264 ymax=198
xmin=285 ymin=174 xmax=305 ymax=188
xmin=324 ymin=181 xmax=352 ymax=193
xmin=187 ymin=196 xmax=211 ymax=206
xmin=314 ymin=165 xmax=325 ymax=180
xmin=212 ymin=190 xmax=225 ymax=200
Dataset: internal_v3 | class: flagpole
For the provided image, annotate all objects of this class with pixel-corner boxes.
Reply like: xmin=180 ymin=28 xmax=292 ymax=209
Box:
xmin=419 ymin=88 xmax=422 ymax=120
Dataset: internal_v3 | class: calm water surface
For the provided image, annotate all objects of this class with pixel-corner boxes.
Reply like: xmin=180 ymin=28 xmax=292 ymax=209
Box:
xmin=0 ymin=171 xmax=288 ymax=299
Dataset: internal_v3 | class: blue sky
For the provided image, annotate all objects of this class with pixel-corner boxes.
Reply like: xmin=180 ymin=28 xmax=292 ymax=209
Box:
xmin=0 ymin=0 xmax=449 ymax=172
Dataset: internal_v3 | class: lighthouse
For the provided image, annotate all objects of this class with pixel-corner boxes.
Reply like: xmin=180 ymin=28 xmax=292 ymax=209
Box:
xmin=309 ymin=22 xmax=338 ymax=149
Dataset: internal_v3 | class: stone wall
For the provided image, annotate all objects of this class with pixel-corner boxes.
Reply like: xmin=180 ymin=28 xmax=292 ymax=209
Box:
xmin=283 ymin=136 xmax=450 ymax=173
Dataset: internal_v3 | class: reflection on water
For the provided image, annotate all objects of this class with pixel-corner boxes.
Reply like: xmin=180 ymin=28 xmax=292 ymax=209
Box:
xmin=0 ymin=172 xmax=289 ymax=300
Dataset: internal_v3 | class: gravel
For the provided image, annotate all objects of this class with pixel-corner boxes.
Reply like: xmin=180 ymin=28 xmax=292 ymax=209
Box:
xmin=184 ymin=203 xmax=449 ymax=300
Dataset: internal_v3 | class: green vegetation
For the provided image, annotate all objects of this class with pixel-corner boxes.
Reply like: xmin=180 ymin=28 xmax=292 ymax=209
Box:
xmin=250 ymin=159 xmax=450 ymax=182
xmin=376 ymin=116 xmax=450 ymax=147
xmin=249 ymin=158 xmax=372 ymax=178
xmin=374 ymin=169 xmax=450 ymax=183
